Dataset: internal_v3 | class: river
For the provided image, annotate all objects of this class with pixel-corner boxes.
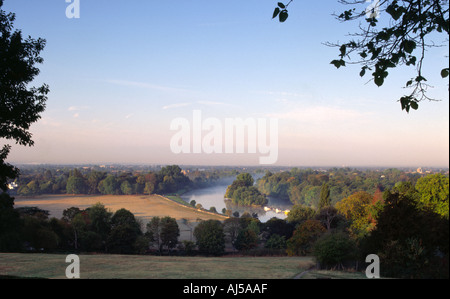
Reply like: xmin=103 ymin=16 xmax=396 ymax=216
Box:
xmin=180 ymin=177 xmax=292 ymax=223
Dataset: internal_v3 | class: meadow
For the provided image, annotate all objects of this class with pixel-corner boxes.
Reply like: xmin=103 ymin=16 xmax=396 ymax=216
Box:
xmin=13 ymin=194 xmax=227 ymax=242
xmin=0 ymin=253 xmax=366 ymax=279
xmin=0 ymin=253 xmax=312 ymax=279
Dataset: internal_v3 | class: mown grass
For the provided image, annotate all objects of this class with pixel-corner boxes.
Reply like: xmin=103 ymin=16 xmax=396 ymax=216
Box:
xmin=301 ymin=269 xmax=367 ymax=279
xmin=0 ymin=253 xmax=316 ymax=279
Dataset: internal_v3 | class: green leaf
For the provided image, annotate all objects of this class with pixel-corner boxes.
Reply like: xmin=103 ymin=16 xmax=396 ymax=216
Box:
xmin=370 ymin=47 xmax=382 ymax=60
xmin=386 ymin=3 xmax=404 ymax=21
xmin=339 ymin=45 xmax=347 ymax=58
xmin=415 ymin=75 xmax=427 ymax=82
xmin=441 ymin=68 xmax=449 ymax=78
xmin=406 ymin=56 xmax=416 ymax=66
xmin=400 ymin=96 xmax=411 ymax=112
xmin=331 ymin=59 xmax=345 ymax=69
xmin=360 ymin=68 xmax=366 ymax=77
xmin=279 ymin=10 xmax=288 ymax=22
xmin=374 ymin=76 xmax=384 ymax=87
xmin=272 ymin=7 xmax=280 ymax=19
xmin=400 ymin=96 xmax=418 ymax=113
xmin=278 ymin=2 xmax=286 ymax=9
xmin=403 ymin=40 xmax=416 ymax=54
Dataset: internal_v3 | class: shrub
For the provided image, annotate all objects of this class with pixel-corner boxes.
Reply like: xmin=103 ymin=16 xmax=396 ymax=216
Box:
xmin=193 ymin=220 xmax=225 ymax=256
xmin=286 ymin=219 xmax=325 ymax=256
xmin=313 ymin=231 xmax=358 ymax=270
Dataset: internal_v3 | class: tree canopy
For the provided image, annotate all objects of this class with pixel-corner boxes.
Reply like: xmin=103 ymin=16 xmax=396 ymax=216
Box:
xmin=0 ymin=0 xmax=49 ymax=191
xmin=225 ymin=173 xmax=267 ymax=206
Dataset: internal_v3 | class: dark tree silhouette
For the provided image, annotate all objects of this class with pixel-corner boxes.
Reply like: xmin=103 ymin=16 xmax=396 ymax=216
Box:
xmin=0 ymin=0 xmax=49 ymax=191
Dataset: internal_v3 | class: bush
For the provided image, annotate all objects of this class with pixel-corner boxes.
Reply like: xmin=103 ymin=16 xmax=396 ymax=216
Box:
xmin=286 ymin=220 xmax=325 ymax=256
xmin=265 ymin=234 xmax=286 ymax=250
xmin=193 ymin=220 xmax=225 ymax=256
xmin=313 ymin=231 xmax=358 ymax=270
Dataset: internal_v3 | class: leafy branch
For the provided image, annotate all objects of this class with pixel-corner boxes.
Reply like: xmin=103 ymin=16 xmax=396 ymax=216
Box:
xmin=272 ymin=1 xmax=294 ymax=22
xmin=328 ymin=0 xmax=449 ymax=112
xmin=273 ymin=0 xmax=450 ymax=112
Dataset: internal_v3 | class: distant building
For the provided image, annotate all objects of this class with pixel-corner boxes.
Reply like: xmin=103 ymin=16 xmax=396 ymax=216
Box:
xmin=417 ymin=167 xmax=423 ymax=174
xmin=7 ymin=182 xmax=18 ymax=190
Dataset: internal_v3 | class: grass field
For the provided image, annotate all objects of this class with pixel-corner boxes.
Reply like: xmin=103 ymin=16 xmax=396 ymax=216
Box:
xmin=0 ymin=253 xmax=317 ymax=279
xmin=13 ymin=194 xmax=227 ymax=242
xmin=14 ymin=194 xmax=227 ymax=222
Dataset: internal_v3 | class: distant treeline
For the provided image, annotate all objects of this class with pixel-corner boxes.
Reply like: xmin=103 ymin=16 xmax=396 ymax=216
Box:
xmin=11 ymin=165 xmax=237 ymax=196
xmin=255 ymin=167 xmax=435 ymax=208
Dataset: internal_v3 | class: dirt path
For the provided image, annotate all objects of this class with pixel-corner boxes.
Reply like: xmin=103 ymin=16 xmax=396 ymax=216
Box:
xmin=293 ymin=266 xmax=316 ymax=279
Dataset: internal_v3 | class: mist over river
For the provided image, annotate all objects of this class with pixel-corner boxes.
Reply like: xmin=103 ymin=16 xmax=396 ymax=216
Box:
xmin=180 ymin=177 xmax=292 ymax=223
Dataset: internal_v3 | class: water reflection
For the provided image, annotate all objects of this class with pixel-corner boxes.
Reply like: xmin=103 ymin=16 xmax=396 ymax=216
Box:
xmin=180 ymin=178 xmax=292 ymax=222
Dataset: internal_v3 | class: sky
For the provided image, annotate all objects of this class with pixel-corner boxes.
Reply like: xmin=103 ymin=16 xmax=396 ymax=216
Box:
xmin=2 ymin=0 xmax=449 ymax=167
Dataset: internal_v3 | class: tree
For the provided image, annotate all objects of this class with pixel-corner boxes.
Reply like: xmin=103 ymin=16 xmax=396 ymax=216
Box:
xmin=336 ymin=191 xmax=378 ymax=237
xmin=286 ymin=204 xmax=316 ymax=226
xmin=108 ymin=208 xmax=142 ymax=254
xmin=415 ymin=173 xmax=449 ymax=219
xmin=235 ymin=173 xmax=254 ymax=187
xmin=120 ymin=180 xmax=133 ymax=195
xmin=98 ymin=175 xmax=119 ymax=195
xmin=265 ymin=234 xmax=287 ymax=250
xmin=86 ymin=203 xmax=112 ymax=251
xmin=286 ymin=219 xmax=326 ymax=256
xmin=318 ymin=183 xmax=331 ymax=209
xmin=316 ymin=206 xmax=345 ymax=231
xmin=234 ymin=228 xmax=259 ymax=251
xmin=193 ymin=219 xmax=225 ymax=256
xmin=146 ymin=216 xmax=163 ymax=252
xmin=274 ymin=0 xmax=449 ymax=112
xmin=66 ymin=175 xmax=87 ymax=194
xmin=62 ymin=207 xmax=81 ymax=223
xmin=0 ymin=1 xmax=49 ymax=190
xmin=262 ymin=217 xmax=294 ymax=241
xmin=223 ymin=217 xmax=242 ymax=248
xmin=313 ymin=230 xmax=358 ymax=270
xmin=225 ymin=173 xmax=267 ymax=206
xmin=362 ymin=187 xmax=449 ymax=278
xmin=146 ymin=216 xmax=179 ymax=253
xmin=85 ymin=171 xmax=103 ymax=194
xmin=160 ymin=216 xmax=180 ymax=252
xmin=0 ymin=192 xmax=22 ymax=251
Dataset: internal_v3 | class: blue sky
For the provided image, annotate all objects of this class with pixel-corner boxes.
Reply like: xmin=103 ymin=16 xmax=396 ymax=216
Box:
xmin=3 ymin=0 xmax=449 ymax=167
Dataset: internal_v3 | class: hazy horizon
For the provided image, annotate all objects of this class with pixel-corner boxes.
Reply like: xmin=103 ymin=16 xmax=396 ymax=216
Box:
xmin=3 ymin=1 xmax=449 ymax=168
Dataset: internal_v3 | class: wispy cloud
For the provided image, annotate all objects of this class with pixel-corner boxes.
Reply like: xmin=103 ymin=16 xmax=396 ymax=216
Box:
xmin=68 ymin=106 xmax=90 ymax=111
xmin=268 ymin=105 xmax=370 ymax=124
xmin=162 ymin=102 xmax=192 ymax=110
xmin=196 ymin=100 xmax=237 ymax=107
xmin=105 ymin=79 xmax=190 ymax=94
